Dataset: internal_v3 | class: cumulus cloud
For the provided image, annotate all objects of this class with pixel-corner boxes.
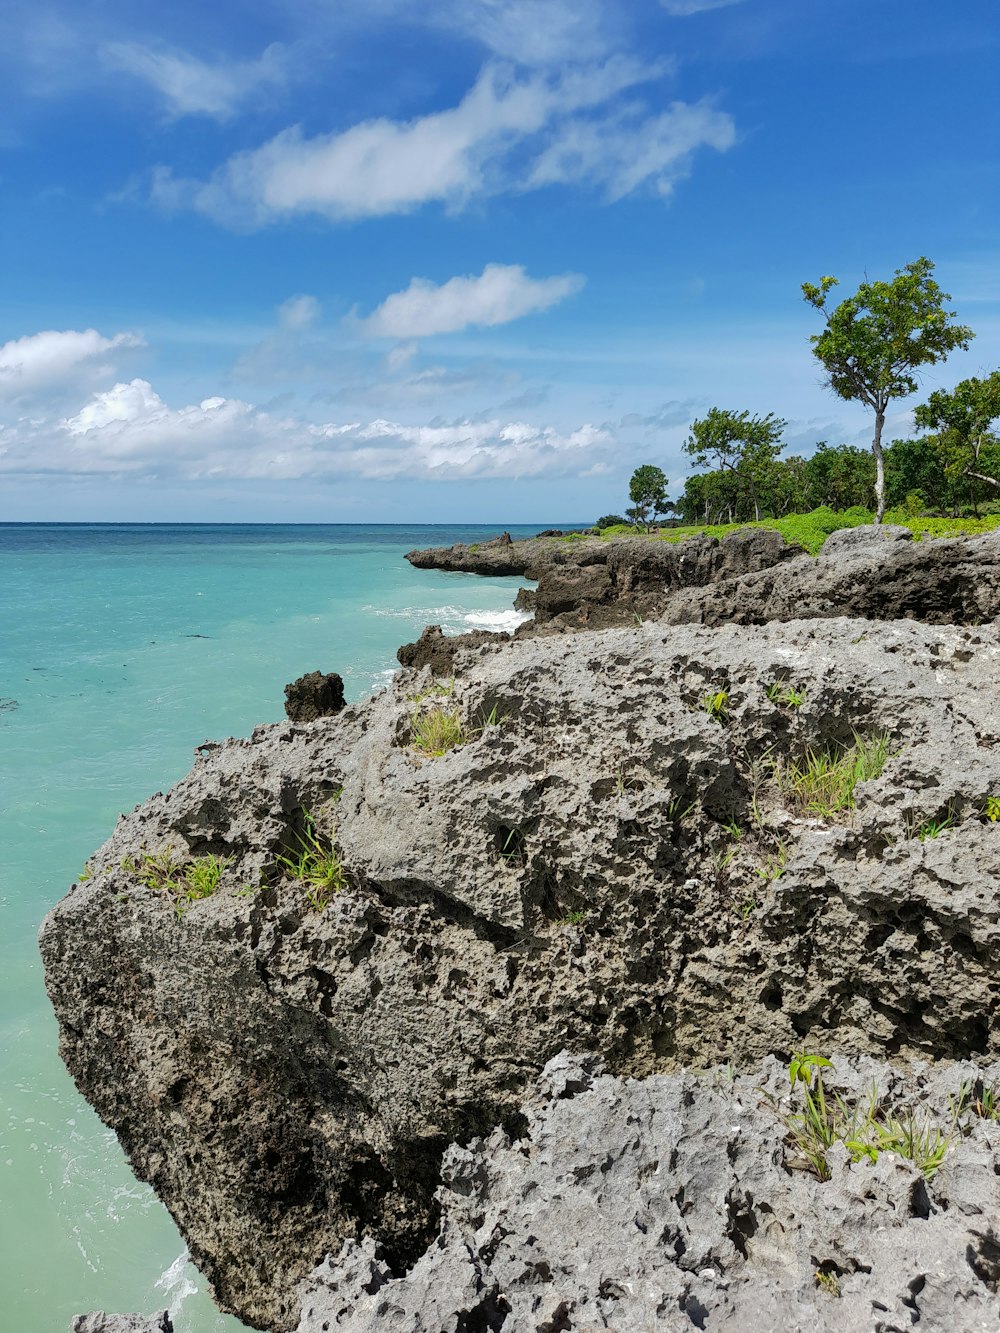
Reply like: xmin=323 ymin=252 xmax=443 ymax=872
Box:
xmin=360 ymin=263 xmax=584 ymax=338
xmin=102 ymin=40 xmax=286 ymax=118
xmin=0 ymin=328 xmax=144 ymax=398
xmin=660 ymin=0 xmax=742 ymax=14
xmin=151 ymin=55 xmax=732 ymax=225
xmin=0 ymin=377 xmax=615 ymax=483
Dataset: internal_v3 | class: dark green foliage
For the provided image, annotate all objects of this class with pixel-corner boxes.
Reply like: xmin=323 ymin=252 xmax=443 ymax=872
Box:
xmin=595 ymin=513 xmax=628 ymax=530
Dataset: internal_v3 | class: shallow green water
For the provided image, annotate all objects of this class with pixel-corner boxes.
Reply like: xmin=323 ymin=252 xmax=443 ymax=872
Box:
xmin=0 ymin=523 xmax=543 ymax=1331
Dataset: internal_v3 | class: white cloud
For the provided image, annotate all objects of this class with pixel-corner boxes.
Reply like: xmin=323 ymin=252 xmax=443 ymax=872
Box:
xmin=0 ymin=377 xmax=616 ymax=483
xmin=660 ymin=0 xmax=742 ymax=15
xmin=360 ymin=263 xmax=584 ymax=338
xmin=527 ymin=96 xmax=736 ymax=199
xmin=150 ymin=55 xmax=732 ymax=226
xmin=103 ymin=40 xmax=286 ymax=119
xmin=0 ymin=328 xmax=144 ymax=398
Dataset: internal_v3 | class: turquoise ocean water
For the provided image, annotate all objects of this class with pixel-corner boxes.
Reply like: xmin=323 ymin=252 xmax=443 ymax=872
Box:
xmin=0 ymin=523 xmax=550 ymax=1332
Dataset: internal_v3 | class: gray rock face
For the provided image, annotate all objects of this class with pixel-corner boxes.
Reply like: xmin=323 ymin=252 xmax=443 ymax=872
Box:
xmin=665 ymin=528 xmax=1000 ymax=626
xmin=402 ymin=527 xmax=801 ymax=642
xmin=71 ymin=1315 xmax=172 ymax=1332
xmin=40 ymin=611 xmax=1000 ymax=1330
xmin=820 ymin=522 xmax=913 ymax=557
xmin=296 ymin=1052 xmax=1000 ymax=1333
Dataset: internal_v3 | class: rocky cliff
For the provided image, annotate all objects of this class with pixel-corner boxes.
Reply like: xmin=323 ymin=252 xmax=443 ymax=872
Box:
xmin=43 ymin=527 xmax=1000 ymax=1331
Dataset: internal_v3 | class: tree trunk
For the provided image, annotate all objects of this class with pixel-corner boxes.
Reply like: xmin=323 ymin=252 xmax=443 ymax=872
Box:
xmin=872 ymin=409 xmax=886 ymax=524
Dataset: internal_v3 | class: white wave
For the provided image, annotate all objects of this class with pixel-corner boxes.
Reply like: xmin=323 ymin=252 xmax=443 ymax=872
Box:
xmin=155 ymin=1250 xmax=198 ymax=1317
xmin=461 ymin=609 xmax=531 ymax=632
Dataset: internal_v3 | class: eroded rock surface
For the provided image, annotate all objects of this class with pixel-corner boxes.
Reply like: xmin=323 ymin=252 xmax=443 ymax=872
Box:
xmin=665 ymin=528 xmax=1000 ymax=627
xmin=71 ymin=1314 xmax=172 ymax=1332
xmin=40 ymin=610 xmax=1000 ymax=1330
xmin=297 ymin=1052 xmax=1000 ymax=1333
xmin=283 ymin=670 xmax=346 ymax=722
xmin=403 ymin=527 xmax=802 ymax=640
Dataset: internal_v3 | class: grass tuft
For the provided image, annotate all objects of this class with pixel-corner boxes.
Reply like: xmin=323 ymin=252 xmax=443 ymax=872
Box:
xmin=409 ymin=705 xmax=470 ymax=756
xmin=700 ymin=689 xmax=730 ymax=723
xmin=126 ymin=848 xmax=229 ymax=919
xmin=776 ymin=731 xmax=891 ymax=818
xmin=277 ymin=814 xmax=345 ymax=911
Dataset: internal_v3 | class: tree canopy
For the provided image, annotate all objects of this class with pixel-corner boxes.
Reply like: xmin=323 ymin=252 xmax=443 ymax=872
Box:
xmin=627 ymin=464 xmax=669 ymax=530
xmin=683 ymin=408 xmax=786 ymax=522
xmin=802 ymin=257 xmax=974 ymax=522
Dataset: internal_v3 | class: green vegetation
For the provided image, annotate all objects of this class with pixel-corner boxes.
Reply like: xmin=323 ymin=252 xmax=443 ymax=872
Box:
xmin=803 ymin=258 xmax=974 ymax=522
xmin=984 ymin=795 xmax=1000 ymax=822
xmin=914 ymin=810 xmax=955 ymax=841
xmin=778 ymin=1052 xmax=951 ymax=1182
xmin=767 ymin=681 xmax=806 ymax=708
xmin=683 ymin=407 xmax=786 ymax=524
xmin=277 ymin=814 xmax=345 ymax=911
xmin=626 ymin=464 xmax=670 ymax=530
xmin=776 ymin=732 xmax=891 ymax=818
xmin=409 ymin=704 xmax=470 ymax=756
xmin=815 ymin=1270 xmax=841 ymax=1298
xmin=556 ymin=909 xmax=589 ymax=926
xmin=124 ymin=848 xmax=230 ymax=919
xmin=699 ymin=688 xmax=730 ymax=723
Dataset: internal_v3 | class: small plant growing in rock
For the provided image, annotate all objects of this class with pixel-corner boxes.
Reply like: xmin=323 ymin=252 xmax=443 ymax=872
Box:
xmin=277 ymin=814 xmax=345 ymax=911
xmin=767 ymin=682 xmax=806 ymax=709
xmin=814 ymin=1270 xmax=841 ymax=1297
xmin=556 ymin=909 xmax=589 ymax=927
xmin=755 ymin=841 xmax=787 ymax=884
xmin=778 ymin=1051 xmax=953 ymax=1183
xmin=409 ymin=705 xmax=470 ymax=756
xmin=983 ymin=795 xmax=1000 ymax=822
xmin=700 ymin=689 xmax=730 ymax=723
xmin=917 ymin=811 xmax=954 ymax=841
xmin=125 ymin=848 xmax=230 ymax=919
xmin=776 ymin=731 xmax=891 ymax=819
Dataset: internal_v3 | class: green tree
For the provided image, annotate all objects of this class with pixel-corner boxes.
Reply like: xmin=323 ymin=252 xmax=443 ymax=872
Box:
xmin=628 ymin=464 xmax=669 ymax=530
xmin=803 ymin=443 xmax=876 ymax=511
xmin=913 ymin=372 xmax=1000 ymax=510
xmin=684 ymin=408 xmax=786 ymax=522
xmin=802 ymin=257 xmax=974 ymax=523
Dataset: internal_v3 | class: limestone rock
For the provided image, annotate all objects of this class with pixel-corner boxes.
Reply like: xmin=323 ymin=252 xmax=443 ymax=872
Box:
xmin=295 ymin=1053 xmax=1000 ymax=1332
xmin=820 ymin=521 xmax=913 ymax=557
xmin=40 ymin=612 xmax=1000 ymax=1329
xmin=71 ymin=1315 xmax=172 ymax=1333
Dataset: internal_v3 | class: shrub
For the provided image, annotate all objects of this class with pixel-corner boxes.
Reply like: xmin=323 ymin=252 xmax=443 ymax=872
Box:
xmin=595 ymin=513 xmax=628 ymax=530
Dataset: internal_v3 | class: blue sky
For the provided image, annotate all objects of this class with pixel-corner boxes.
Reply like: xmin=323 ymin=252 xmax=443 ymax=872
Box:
xmin=1 ymin=0 xmax=998 ymax=522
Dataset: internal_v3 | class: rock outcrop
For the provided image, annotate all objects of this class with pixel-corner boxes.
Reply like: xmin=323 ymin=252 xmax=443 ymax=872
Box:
xmin=296 ymin=1051 xmax=1000 ymax=1333
xmin=70 ymin=1315 xmax=172 ymax=1332
xmin=283 ymin=671 xmax=346 ymax=722
xmin=40 ymin=594 xmax=1000 ymax=1329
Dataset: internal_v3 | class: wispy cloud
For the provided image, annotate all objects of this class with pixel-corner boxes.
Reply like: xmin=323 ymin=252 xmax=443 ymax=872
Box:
xmin=527 ymin=96 xmax=735 ymax=199
xmin=102 ymin=40 xmax=287 ymax=119
xmin=0 ymin=327 xmax=144 ymax=399
xmin=359 ymin=263 xmax=584 ymax=338
xmin=434 ymin=0 xmax=612 ymax=65
xmin=150 ymin=56 xmax=734 ymax=225
xmin=659 ymin=0 xmax=742 ymax=15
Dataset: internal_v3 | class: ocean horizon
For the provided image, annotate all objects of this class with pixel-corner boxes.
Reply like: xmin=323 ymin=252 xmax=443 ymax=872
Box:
xmin=1 ymin=522 xmax=551 ymax=1332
